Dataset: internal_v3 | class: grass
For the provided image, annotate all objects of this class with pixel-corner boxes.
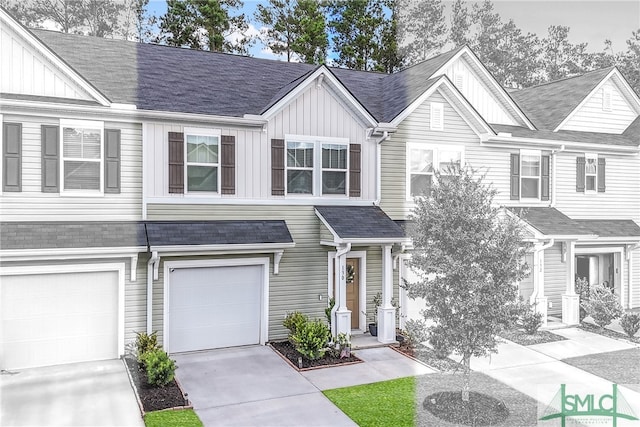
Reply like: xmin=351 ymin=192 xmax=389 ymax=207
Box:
xmin=323 ymin=377 xmax=416 ymax=427
xmin=562 ymin=348 xmax=640 ymax=392
xmin=144 ymin=408 xmax=203 ymax=427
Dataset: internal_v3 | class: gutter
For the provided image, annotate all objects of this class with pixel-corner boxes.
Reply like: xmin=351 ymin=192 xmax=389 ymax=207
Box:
xmin=374 ymin=130 xmax=392 ymax=206
xmin=481 ymin=134 xmax=639 ymax=155
xmin=529 ymin=238 xmax=555 ymax=304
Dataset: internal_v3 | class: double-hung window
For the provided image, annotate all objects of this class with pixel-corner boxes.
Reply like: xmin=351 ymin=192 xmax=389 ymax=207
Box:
xmin=407 ymin=143 xmax=463 ymax=198
xmin=585 ymin=153 xmax=597 ymax=192
xmin=520 ymin=150 xmax=541 ymax=199
xmin=185 ymin=129 xmax=220 ymax=193
xmin=61 ymin=120 xmax=103 ymax=193
xmin=285 ymin=136 xmax=349 ymax=196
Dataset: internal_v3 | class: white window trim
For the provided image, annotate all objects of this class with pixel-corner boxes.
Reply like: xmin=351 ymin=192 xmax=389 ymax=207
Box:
xmin=519 ymin=149 xmax=541 ymax=201
xmin=184 ymin=127 xmax=222 ymax=196
xmin=430 ymin=102 xmax=444 ymax=131
xmin=406 ymin=142 xmax=465 ymax=201
xmin=60 ymin=119 xmax=104 ymax=196
xmin=284 ymin=134 xmax=350 ymax=198
xmin=585 ymin=152 xmax=598 ymax=193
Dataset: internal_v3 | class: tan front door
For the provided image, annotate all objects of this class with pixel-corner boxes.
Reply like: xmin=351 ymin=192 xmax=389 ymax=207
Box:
xmin=346 ymin=258 xmax=360 ymax=329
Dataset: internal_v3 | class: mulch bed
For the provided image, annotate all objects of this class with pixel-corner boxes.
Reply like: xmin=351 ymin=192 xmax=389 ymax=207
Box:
xmin=269 ymin=340 xmax=362 ymax=370
xmin=123 ymin=355 xmax=189 ymax=413
xmin=499 ymin=329 xmax=567 ymax=346
xmin=424 ymin=391 xmax=510 ymax=426
xmin=579 ymin=321 xmax=640 ymax=343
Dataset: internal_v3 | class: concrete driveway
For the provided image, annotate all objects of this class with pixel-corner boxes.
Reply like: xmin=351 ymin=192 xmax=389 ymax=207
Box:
xmin=173 ymin=346 xmax=357 ymax=427
xmin=0 ymin=359 xmax=143 ymax=427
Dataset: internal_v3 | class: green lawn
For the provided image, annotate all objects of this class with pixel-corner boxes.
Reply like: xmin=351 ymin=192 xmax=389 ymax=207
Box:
xmin=144 ymin=408 xmax=203 ymax=427
xmin=324 ymin=377 xmax=416 ymax=427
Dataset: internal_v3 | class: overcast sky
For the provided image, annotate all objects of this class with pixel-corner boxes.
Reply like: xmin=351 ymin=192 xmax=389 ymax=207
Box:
xmin=147 ymin=0 xmax=640 ymax=57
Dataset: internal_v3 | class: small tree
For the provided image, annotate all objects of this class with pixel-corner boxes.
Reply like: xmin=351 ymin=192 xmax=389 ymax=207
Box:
xmin=407 ymin=165 xmax=529 ymax=402
xmin=581 ymin=284 xmax=623 ymax=328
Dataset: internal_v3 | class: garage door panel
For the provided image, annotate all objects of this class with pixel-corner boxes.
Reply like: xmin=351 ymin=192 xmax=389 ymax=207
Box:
xmin=1 ymin=270 xmax=119 ymax=370
xmin=168 ymin=264 xmax=263 ymax=353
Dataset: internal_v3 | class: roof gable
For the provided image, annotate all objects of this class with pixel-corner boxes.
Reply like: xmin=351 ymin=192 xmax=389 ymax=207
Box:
xmin=1 ymin=9 xmax=109 ymax=105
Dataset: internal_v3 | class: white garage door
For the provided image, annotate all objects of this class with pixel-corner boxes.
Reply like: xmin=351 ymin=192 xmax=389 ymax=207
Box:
xmin=168 ymin=264 xmax=263 ymax=353
xmin=1 ymin=270 xmax=119 ymax=370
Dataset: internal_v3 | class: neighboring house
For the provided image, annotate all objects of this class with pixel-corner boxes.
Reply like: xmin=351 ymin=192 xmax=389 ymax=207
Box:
xmin=1 ymin=8 xmax=638 ymax=371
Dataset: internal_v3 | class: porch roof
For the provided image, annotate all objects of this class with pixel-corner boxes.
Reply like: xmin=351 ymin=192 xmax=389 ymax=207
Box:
xmin=315 ymin=205 xmax=408 ymax=245
xmin=574 ymin=219 xmax=640 ymax=239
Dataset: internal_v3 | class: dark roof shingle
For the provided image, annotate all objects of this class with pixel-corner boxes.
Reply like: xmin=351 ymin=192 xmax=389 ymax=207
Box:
xmin=315 ymin=205 xmax=406 ymax=240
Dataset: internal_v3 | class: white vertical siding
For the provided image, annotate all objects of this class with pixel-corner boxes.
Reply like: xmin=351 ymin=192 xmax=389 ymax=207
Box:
xmin=561 ymin=80 xmax=638 ymax=134
xmin=0 ymin=25 xmax=91 ymax=100
xmin=439 ymin=56 xmax=517 ymax=126
xmin=1 ymin=114 xmax=142 ymax=220
xmin=544 ymin=243 xmax=567 ymax=316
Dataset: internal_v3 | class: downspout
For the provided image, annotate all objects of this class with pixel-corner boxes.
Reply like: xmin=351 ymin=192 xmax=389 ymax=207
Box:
xmin=375 ymin=131 xmax=390 ymax=206
xmin=146 ymin=250 xmax=159 ymax=334
xmin=528 ymin=238 xmax=555 ymax=304
xmin=330 ymin=243 xmax=352 ymax=337
xmin=550 ymin=145 xmax=565 ymax=207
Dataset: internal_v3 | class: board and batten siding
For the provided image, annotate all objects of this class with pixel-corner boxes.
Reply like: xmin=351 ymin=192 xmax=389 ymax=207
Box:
xmin=0 ymin=24 xmax=92 ymax=100
xmin=560 ymin=80 xmax=637 ymax=134
xmin=1 ymin=114 xmax=142 ymax=220
xmin=543 ymin=243 xmax=567 ymax=316
xmin=553 ymin=152 xmax=640 ymax=221
xmin=381 ymin=89 xmax=482 ymax=219
xmin=438 ymin=55 xmax=517 ymax=126
xmin=146 ymin=204 xmax=384 ymax=341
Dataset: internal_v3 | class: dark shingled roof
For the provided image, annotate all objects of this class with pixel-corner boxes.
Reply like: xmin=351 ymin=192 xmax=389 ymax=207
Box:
xmin=1 ymin=220 xmax=294 ymax=251
xmin=492 ymin=124 xmax=638 ymax=147
xmin=0 ymin=221 xmax=147 ymax=250
xmin=574 ymin=220 xmax=640 ymax=238
xmin=509 ymin=207 xmax=595 ymax=236
xmin=315 ymin=205 xmax=406 ymax=240
xmin=510 ymin=68 xmax=614 ymax=130
xmin=145 ymin=220 xmax=293 ymax=247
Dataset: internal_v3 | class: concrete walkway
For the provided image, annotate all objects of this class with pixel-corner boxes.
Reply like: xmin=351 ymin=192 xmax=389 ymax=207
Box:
xmin=174 ymin=345 xmax=433 ymax=427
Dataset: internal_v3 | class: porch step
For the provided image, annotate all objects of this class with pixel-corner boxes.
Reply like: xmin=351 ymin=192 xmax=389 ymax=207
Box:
xmin=351 ymin=333 xmax=398 ymax=350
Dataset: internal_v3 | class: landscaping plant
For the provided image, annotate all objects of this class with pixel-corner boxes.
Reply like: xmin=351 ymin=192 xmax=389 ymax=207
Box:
xmin=283 ymin=311 xmax=308 ymax=343
xmin=406 ymin=165 xmax=530 ymax=402
xmin=581 ymin=284 xmax=623 ymax=328
xmin=142 ymin=349 xmax=177 ymax=387
xmin=513 ymin=299 xmax=543 ymax=335
xmin=575 ymin=277 xmax=590 ymax=321
xmin=135 ymin=331 xmax=159 ymax=364
xmin=620 ymin=312 xmax=640 ymax=338
xmin=325 ymin=297 xmax=335 ymax=327
xmin=290 ymin=318 xmax=331 ymax=360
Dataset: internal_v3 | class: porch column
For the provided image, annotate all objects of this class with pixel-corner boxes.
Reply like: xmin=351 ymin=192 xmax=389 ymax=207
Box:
xmin=334 ymin=245 xmax=351 ymax=337
xmin=562 ymin=241 xmax=579 ymax=325
xmin=532 ymin=248 xmax=548 ymax=326
xmin=378 ymin=244 xmax=396 ymax=343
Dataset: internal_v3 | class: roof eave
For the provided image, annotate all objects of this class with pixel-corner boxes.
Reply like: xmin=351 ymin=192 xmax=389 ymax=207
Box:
xmin=481 ymin=135 xmax=640 ymax=154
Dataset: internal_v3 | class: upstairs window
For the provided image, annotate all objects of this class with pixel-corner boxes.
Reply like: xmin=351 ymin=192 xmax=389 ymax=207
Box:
xmin=287 ymin=141 xmax=314 ymax=194
xmin=322 ymin=144 xmax=347 ymax=195
xmin=407 ymin=143 xmax=463 ymax=198
xmin=585 ymin=153 xmax=597 ymax=192
xmin=576 ymin=154 xmax=605 ymax=193
xmin=186 ymin=132 xmax=219 ymax=192
xmin=61 ymin=120 xmax=103 ymax=193
xmin=520 ymin=151 xmax=541 ymax=199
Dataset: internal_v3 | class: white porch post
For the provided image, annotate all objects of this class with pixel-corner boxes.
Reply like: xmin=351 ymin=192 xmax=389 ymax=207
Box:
xmin=532 ymin=248 xmax=548 ymax=326
xmin=562 ymin=241 xmax=579 ymax=325
xmin=334 ymin=245 xmax=351 ymax=337
xmin=378 ymin=244 xmax=396 ymax=343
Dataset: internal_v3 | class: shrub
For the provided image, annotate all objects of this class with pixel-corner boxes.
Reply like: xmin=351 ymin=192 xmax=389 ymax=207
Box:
xmin=522 ymin=309 xmax=543 ymax=335
xmin=575 ymin=277 xmax=590 ymax=322
xmin=581 ymin=284 xmax=623 ymax=328
xmin=325 ymin=298 xmax=335 ymax=326
xmin=135 ymin=331 xmax=158 ymax=364
xmin=404 ymin=318 xmax=428 ymax=350
xmin=290 ymin=319 xmax=331 ymax=360
xmin=142 ymin=349 xmax=177 ymax=387
xmin=620 ymin=313 xmax=640 ymax=338
xmin=283 ymin=311 xmax=308 ymax=343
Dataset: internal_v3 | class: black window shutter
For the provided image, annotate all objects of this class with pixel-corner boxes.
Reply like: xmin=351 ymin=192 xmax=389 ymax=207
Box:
xmin=541 ymin=155 xmax=550 ymax=201
xmin=41 ymin=125 xmax=59 ymax=193
xmin=271 ymin=139 xmax=285 ymax=196
xmin=221 ymin=135 xmax=235 ymax=195
xmin=104 ymin=129 xmax=121 ymax=194
xmin=168 ymin=132 xmax=184 ymax=194
xmin=3 ymin=123 xmax=22 ymax=192
xmin=597 ymin=157 xmax=606 ymax=193
xmin=510 ymin=153 xmax=519 ymax=200
xmin=349 ymin=144 xmax=361 ymax=197
xmin=576 ymin=157 xmax=585 ymax=192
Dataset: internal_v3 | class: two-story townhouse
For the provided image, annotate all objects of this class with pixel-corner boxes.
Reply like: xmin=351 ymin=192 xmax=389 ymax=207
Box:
xmin=2 ymin=7 xmax=639 ymax=372
xmin=378 ymin=47 xmax=640 ymax=327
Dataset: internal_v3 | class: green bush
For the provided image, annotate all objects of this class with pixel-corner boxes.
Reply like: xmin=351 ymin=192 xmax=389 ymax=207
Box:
xmin=283 ymin=311 xmax=308 ymax=343
xmin=620 ymin=313 xmax=640 ymax=338
xmin=521 ymin=309 xmax=543 ymax=335
xmin=575 ymin=277 xmax=590 ymax=321
xmin=581 ymin=284 xmax=623 ymax=328
xmin=325 ymin=298 xmax=335 ymax=326
xmin=291 ymin=319 xmax=331 ymax=360
xmin=135 ymin=331 xmax=158 ymax=364
xmin=404 ymin=319 xmax=428 ymax=350
xmin=142 ymin=349 xmax=177 ymax=387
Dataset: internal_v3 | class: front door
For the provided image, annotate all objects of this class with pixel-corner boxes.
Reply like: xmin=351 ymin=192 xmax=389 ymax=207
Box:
xmin=346 ymin=258 xmax=360 ymax=329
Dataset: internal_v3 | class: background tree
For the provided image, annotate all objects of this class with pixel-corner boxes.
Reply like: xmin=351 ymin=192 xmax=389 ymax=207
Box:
xmin=541 ymin=25 xmax=590 ymax=80
xmin=83 ymin=0 xmax=123 ymax=37
xmin=254 ymin=0 xmax=327 ymax=63
xmin=449 ymin=0 xmax=470 ymax=48
xmin=119 ymin=0 xmax=157 ymax=42
xmin=396 ymin=0 xmax=446 ymax=66
xmin=158 ymin=0 xmax=253 ymax=54
xmin=0 ymin=0 xmax=39 ymax=27
xmin=407 ymin=166 xmax=529 ymax=402
xmin=26 ymin=0 xmax=86 ymax=33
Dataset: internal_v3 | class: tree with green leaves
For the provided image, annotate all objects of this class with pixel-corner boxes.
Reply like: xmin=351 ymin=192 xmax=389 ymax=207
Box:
xmin=158 ymin=0 xmax=253 ymax=54
xmin=396 ymin=0 xmax=447 ymax=66
xmin=254 ymin=0 xmax=327 ymax=64
xmin=407 ymin=165 xmax=529 ymax=402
